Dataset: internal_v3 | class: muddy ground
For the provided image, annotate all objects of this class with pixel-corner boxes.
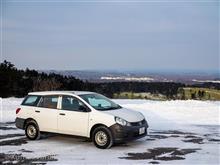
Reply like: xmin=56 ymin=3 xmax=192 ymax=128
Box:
xmin=1 ymin=122 xmax=220 ymax=164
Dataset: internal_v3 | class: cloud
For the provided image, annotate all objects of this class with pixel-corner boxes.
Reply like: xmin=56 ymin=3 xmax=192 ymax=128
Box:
xmin=2 ymin=1 xmax=219 ymax=71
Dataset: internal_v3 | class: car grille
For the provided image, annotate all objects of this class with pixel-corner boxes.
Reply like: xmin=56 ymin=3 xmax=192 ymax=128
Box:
xmin=130 ymin=119 xmax=146 ymax=126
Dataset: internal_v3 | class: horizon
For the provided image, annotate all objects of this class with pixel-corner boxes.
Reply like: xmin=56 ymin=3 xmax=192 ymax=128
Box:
xmin=40 ymin=68 xmax=220 ymax=77
xmin=2 ymin=59 xmax=219 ymax=76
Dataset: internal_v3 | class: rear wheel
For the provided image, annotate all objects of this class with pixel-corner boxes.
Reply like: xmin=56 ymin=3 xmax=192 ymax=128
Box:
xmin=92 ymin=126 xmax=113 ymax=149
xmin=25 ymin=120 xmax=41 ymax=140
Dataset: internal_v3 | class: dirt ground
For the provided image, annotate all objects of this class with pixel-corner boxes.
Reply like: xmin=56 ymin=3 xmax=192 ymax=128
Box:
xmin=1 ymin=122 xmax=220 ymax=164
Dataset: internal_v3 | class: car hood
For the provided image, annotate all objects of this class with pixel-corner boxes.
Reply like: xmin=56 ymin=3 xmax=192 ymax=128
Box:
xmin=102 ymin=107 xmax=145 ymax=122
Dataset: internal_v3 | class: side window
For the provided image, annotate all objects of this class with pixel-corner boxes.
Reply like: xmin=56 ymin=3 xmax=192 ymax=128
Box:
xmin=22 ymin=95 xmax=40 ymax=106
xmin=62 ymin=96 xmax=88 ymax=112
xmin=38 ymin=95 xmax=58 ymax=109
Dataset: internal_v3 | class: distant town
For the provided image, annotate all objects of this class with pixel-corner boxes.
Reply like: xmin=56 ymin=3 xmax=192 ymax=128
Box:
xmin=42 ymin=70 xmax=220 ymax=84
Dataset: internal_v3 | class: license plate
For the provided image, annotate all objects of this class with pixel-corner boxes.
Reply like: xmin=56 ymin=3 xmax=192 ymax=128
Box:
xmin=139 ymin=127 xmax=145 ymax=135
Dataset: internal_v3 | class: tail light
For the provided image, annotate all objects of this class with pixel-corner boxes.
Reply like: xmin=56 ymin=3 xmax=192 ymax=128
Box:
xmin=16 ymin=108 xmax=21 ymax=114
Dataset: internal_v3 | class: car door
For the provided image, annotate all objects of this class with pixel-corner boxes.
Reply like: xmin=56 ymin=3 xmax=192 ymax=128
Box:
xmin=34 ymin=95 xmax=59 ymax=132
xmin=58 ymin=95 xmax=90 ymax=137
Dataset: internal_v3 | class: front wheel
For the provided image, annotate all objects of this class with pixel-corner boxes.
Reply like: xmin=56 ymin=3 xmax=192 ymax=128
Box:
xmin=25 ymin=120 xmax=41 ymax=140
xmin=92 ymin=126 xmax=113 ymax=149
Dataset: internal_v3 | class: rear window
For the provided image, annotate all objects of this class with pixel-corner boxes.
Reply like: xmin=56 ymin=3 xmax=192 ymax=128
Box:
xmin=22 ymin=95 xmax=41 ymax=106
xmin=38 ymin=95 xmax=58 ymax=109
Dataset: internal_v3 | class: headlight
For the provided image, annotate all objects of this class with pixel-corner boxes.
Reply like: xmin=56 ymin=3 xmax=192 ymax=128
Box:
xmin=115 ymin=117 xmax=129 ymax=126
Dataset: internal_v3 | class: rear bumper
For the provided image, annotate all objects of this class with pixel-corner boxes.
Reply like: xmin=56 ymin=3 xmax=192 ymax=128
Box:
xmin=109 ymin=122 xmax=148 ymax=143
xmin=15 ymin=117 xmax=25 ymax=129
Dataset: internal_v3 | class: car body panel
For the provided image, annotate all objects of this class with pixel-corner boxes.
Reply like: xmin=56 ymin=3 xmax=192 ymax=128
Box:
xmin=102 ymin=108 xmax=144 ymax=122
xmin=33 ymin=107 xmax=58 ymax=132
xmin=57 ymin=110 xmax=89 ymax=137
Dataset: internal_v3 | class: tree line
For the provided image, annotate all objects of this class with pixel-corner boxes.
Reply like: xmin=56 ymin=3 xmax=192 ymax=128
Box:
xmin=0 ymin=60 xmax=219 ymax=99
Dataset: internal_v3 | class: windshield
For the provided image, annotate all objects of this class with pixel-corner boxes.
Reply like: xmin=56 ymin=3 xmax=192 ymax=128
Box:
xmin=79 ymin=93 xmax=121 ymax=111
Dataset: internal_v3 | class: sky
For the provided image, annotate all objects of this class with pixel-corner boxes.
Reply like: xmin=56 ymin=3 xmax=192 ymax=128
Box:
xmin=1 ymin=0 xmax=219 ymax=72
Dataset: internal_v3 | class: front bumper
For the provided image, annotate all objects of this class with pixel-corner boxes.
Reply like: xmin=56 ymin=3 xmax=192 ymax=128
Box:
xmin=109 ymin=121 xmax=148 ymax=143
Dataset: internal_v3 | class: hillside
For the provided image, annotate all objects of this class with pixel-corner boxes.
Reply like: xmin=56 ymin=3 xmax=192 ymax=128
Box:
xmin=178 ymin=87 xmax=220 ymax=100
xmin=1 ymin=60 xmax=220 ymax=100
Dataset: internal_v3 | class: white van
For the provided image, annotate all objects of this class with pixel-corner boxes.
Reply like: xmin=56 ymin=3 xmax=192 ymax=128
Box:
xmin=16 ymin=91 xmax=148 ymax=149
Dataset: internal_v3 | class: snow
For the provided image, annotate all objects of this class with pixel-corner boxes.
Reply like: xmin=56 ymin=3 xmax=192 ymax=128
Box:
xmin=1 ymin=98 xmax=220 ymax=164
xmin=0 ymin=97 xmax=23 ymax=123
xmin=1 ymin=98 xmax=219 ymax=126
xmin=115 ymin=99 xmax=220 ymax=129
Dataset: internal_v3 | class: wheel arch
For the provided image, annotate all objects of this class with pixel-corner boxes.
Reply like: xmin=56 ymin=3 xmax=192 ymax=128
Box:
xmin=24 ymin=118 xmax=39 ymax=129
xmin=89 ymin=123 xmax=109 ymax=138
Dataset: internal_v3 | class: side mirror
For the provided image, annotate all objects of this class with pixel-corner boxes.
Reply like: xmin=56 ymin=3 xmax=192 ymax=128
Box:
xmin=79 ymin=105 xmax=90 ymax=112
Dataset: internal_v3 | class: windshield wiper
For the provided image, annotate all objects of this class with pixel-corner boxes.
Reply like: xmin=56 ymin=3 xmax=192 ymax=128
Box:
xmin=104 ymin=106 xmax=121 ymax=110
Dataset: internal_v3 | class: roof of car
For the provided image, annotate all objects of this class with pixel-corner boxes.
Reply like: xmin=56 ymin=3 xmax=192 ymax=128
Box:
xmin=28 ymin=91 xmax=95 ymax=96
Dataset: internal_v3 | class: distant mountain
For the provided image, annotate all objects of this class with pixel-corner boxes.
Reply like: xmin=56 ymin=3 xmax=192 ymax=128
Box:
xmin=40 ymin=70 xmax=220 ymax=84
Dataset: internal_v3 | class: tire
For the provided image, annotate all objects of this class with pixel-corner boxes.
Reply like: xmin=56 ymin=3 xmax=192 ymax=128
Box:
xmin=92 ymin=126 xmax=113 ymax=149
xmin=25 ymin=120 xmax=41 ymax=140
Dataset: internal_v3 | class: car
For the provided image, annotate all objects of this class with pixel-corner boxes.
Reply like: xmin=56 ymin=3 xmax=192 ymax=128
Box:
xmin=15 ymin=91 xmax=148 ymax=149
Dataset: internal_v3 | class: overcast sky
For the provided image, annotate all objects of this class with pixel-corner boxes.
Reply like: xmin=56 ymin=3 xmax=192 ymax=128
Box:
xmin=1 ymin=0 xmax=219 ymax=72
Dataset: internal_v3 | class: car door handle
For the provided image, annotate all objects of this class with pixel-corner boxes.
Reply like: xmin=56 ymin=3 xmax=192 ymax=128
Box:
xmin=59 ymin=113 xmax=65 ymax=116
xmin=35 ymin=110 xmax=40 ymax=113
